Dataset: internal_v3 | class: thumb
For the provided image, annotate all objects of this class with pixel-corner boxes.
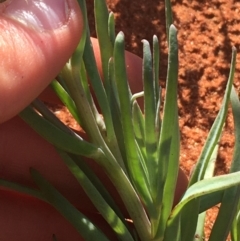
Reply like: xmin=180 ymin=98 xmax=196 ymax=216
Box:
xmin=0 ymin=0 xmax=83 ymax=123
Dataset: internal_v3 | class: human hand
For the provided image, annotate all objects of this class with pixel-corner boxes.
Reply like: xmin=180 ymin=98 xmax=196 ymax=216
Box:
xmin=0 ymin=0 xmax=87 ymax=240
xmin=0 ymin=1 xmax=188 ymax=240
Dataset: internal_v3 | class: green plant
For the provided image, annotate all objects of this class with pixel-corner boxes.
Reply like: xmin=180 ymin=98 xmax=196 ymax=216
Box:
xmin=1 ymin=0 xmax=240 ymax=240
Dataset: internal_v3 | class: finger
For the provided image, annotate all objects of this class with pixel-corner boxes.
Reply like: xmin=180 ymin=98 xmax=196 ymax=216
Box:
xmin=0 ymin=0 xmax=83 ymax=123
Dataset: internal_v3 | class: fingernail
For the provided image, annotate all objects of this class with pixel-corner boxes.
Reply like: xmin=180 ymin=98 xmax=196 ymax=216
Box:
xmin=2 ymin=0 xmax=69 ymax=31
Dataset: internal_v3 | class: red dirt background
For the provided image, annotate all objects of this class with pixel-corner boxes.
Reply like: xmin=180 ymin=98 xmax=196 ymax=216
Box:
xmin=54 ymin=0 xmax=240 ymax=240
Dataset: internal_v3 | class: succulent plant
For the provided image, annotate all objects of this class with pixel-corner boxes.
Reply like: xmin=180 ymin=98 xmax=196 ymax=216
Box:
xmin=1 ymin=0 xmax=240 ymax=240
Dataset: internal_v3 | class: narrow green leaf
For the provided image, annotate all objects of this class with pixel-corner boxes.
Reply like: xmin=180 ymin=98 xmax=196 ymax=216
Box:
xmin=56 ymin=150 xmax=134 ymax=241
xmin=83 ymin=30 xmax=110 ymax=118
xmin=194 ymin=139 xmax=219 ymax=239
xmin=61 ymin=65 xmax=114 ymax=164
xmin=79 ymin=59 xmax=98 ymax=110
xmin=69 ymin=153 xmax=125 ymax=220
xmin=230 ymin=87 xmax=240 ymax=241
xmin=94 ymin=0 xmax=113 ymax=82
xmin=19 ymin=105 xmax=101 ymax=158
xmin=82 ymin=30 xmax=124 ymax=169
xmin=31 ymin=98 xmax=75 ymax=135
xmin=114 ymin=32 xmax=153 ymax=207
xmin=189 ymin=47 xmax=237 ymax=185
xmin=108 ymin=12 xmax=116 ymax=45
xmin=113 ymin=31 xmax=151 ymax=241
xmin=198 ymin=191 xmax=223 ymax=212
xmin=180 ymin=199 xmax=200 ymax=241
xmin=171 ymin=171 xmax=240 ymax=222
xmin=230 ymin=87 xmax=240 ymax=172
xmin=153 ymin=35 xmax=160 ymax=103
xmin=230 ymin=202 xmax=240 ymax=241
xmin=155 ymin=25 xmax=179 ymax=239
xmin=108 ymin=58 xmax=128 ymax=170
xmin=77 ymin=59 xmax=109 ymax=142
xmin=165 ymin=0 xmax=173 ymax=42
xmin=30 ymin=169 xmax=110 ymax=241
xmin=50 ymin=80 xmax=81 ymax=125
xmin=209 ymin=186 xmax=240 ymax=241
xmin=71 ymin=0 xmax=87 ymax=67
xmin=194 ymin=212 xmax=206 ymax=241
xmin=0 ymin=179 xmax=45 ymax=202
xmin=165 ymin=199 xmax=199 ymax=241
xmin=167 ymin=172 xmax=240 ymax=241
xmin=163 ymin=214 xmax=181 ymax=241
xmin=209 ymin=77 xmax=240 ymax=241
xmin=142 ymin=40 xmax=158 ymax=199
xmin=155 ymin=87 xmax=162 ymax=139
xmin=64 ymin=41 xmax=151 ymax=241
xmin=194 ymin=83 xmax=240 ymax=212
xmin=132 ymin=101 xmax=146 ymax=158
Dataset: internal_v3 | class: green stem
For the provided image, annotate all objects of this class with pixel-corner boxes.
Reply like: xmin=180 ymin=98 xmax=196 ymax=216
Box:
xmin=62 ymin=64 xmax=151 ymax=241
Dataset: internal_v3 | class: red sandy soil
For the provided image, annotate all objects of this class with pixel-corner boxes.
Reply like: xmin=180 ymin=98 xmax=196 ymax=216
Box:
xmin=52 ymin=0 xmax=240 ymax=240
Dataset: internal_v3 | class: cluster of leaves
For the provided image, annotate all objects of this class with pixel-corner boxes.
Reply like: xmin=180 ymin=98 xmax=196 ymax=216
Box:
xmin=1 ymin=0 xmax=240 ymax=240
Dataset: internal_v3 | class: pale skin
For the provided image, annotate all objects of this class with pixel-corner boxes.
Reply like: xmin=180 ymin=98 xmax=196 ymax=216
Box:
xmin=0 ymin=0 xmax=188 ymax=240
